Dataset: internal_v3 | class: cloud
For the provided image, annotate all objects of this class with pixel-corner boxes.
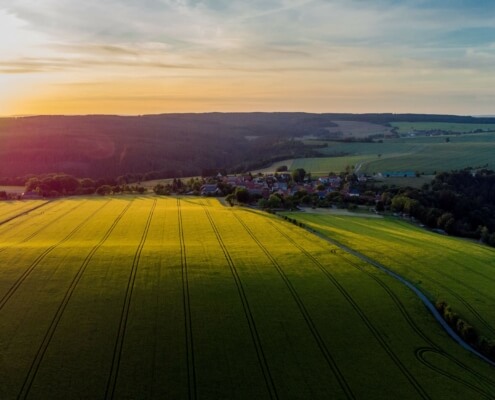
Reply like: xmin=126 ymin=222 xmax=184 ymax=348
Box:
xmin=3 ymin=1 xmax=495 ymax=114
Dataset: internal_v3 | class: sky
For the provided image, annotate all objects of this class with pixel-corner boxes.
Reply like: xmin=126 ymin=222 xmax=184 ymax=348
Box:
xmin=1 ymin=0 xmax=495 ymax=116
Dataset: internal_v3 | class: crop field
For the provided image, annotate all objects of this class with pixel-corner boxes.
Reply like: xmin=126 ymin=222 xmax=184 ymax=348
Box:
xmin=0 ymin=200 xmax=50 ymax=225
xmin=281 ymin=212 xmax=495 ymax=341
xmin=290 ymin=156 xmax=377 ymax=175
xmin=1 ymin=197 xmax=494 ymax=399
xmin=325 ymin=121 xmax=393 ymax=138
xmin=263 ymin=132 xmax=495 ymax=176
xmin=391 ymin=122 xmax=495 ymax=134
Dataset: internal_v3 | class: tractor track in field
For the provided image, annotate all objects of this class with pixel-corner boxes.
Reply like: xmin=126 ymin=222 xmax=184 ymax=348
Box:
xmin=328 ymin=244 xmax=495 ymax=396
xmin=267 ymin=220 xmax=431 ymax=400
xmin=0 ymin=201 xmax=54 ymax=220
xmin=17 ymin=200 xmax=133 ymax=400
xmin=338 ymin=217 xmax=495 ymax=284
xmin=232 ymin=212 xmax=356 ymax=400
xmin=0 ymin=201 xmax=52 ymax=227
xmin=275 ymin=216 xmax=495 ymax=383
xmin=330 ymin=219 xmax=495 ymax=315
xmin=105 ymin=199 xmax=157 ymax=400
xmin=0 ymin=200 xmax=112 ymax=312
xmin=200 ymin=202 xmax=278 ymax=400
xmin=305 ymin=223 xmax=495 ymax=366
xmin=352 ymin=241 xmax=495 ymax=335
xmin=334 ymin=251 xmax=495 ymax=392
xmin=415 ymin=348 xmax=495 ymax=399
xmin=177 ymin=199 xmax=197 ymax=400
xmin=0 ymin=201 xmax=92 ymax=254
xmin=272 ymin=215 xmax=495 ymax=396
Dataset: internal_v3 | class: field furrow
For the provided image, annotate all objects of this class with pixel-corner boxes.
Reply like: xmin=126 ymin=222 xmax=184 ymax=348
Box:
xmin=232 ymin=211 xmax=356 ymax=400
xmin=200 ymin=200 xmax=278 ymax=400
xmin=105 ymin=199 xmax=157 ymax=399
xmin=0 ymin=201 xmax=50 ymax=226
xmin=0 ymin=197 xmax=494 ymax=399
xmin=18 ymin=200 xmax=133 ymax=399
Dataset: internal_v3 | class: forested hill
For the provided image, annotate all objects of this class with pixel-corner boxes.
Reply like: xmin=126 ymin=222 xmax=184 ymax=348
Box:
xmin=1 ymin=112 xmax=495 ymax=180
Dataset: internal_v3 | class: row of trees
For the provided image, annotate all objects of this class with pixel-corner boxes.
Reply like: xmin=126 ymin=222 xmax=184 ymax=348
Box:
xmin=436 ymin=300 xmax=495 ymax=361
xmin=381 ymin=169 xmax=495 ymax=246
xmin=23 ymin=174 xmax=146 ymax=197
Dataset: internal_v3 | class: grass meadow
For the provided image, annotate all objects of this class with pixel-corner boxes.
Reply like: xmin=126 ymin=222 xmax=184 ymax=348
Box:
xmin=390 ymin=122 xmax=495 ymax=134
xmin=0 ymin=197 xmax=494 ymax=399
xmin=261 ymin=132 xmax=495 ymax=176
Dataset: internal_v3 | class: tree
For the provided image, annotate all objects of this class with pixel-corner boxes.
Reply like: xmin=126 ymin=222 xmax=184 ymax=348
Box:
xmin=225 ymin=193 xmax=235 ymax=206
xmin=480 ymin=226 xmax=490 ymax=243
xmin=437 ymin=212 xmax=456 ymax=234
xmin=235 ymin=187 xmax=249 ymax=204
xmin=267 ymin=194 xmax=282 ymax=209
xmin=291 ymin=168 xmax=306 ymax=183
xmin=96 ymin=185 xmax=112 ymax=196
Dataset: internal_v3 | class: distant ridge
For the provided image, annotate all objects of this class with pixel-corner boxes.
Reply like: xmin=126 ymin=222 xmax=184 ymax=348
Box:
xmin=1 ymin=112 xmax=495 ymax=180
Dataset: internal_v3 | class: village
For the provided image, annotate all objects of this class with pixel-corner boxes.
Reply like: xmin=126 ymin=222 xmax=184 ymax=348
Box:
xmin=195 ymin=169 xmax=381 ymax=209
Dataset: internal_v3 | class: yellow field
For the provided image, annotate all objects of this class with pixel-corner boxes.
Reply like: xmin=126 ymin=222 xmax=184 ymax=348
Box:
xmin=0 ymin=197 xmax=494 ymax=399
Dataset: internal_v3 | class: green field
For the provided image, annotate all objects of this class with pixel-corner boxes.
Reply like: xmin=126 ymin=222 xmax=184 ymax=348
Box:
xmin=1 ymin=197 xmax=494 ymax=399
xmin=261 ymin=132 xmax=495 ymax=176
xmin=391 ymin=122 xmax=495 ymax=134
xmin=281 ymin=212 xmax=495 ymax=340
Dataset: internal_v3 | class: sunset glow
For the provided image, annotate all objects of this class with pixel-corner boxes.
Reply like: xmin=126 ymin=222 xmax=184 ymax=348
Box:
xmin=2 ymin=1 xmax=495 ymax=116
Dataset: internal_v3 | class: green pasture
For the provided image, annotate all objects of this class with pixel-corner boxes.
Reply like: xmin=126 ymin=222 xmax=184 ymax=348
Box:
xmin=290 ymin=156 xmax=377 ymax=175
xmin=266 ymin=132 xmax=495 ymax=176
xmin=281 ymin=212 xmax=495 ymax=341
xmin=391 ymin=122 xmax=495 ymax=134
xmin=361 ymin=142 xmax=495 ymax=174
xmin=0 ymin=197 xmax=494 ymax=399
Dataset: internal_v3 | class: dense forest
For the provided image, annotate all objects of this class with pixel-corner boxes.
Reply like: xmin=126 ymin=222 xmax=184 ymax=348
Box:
xmin=2 ymin=112 xmax=495 ymax=182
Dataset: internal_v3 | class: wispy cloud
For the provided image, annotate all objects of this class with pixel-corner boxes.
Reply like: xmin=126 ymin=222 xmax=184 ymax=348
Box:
xmin=2 ymin=1 xmax=495 ymax=114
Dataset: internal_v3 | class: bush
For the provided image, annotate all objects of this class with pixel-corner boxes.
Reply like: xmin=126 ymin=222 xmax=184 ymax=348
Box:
xmin=444 ymin=307 xmax=459 ymax=327
xmin=96 ymin=185 xmax=112 ymax=196
xmin=435 ymin=300 xmax=448 ymax=314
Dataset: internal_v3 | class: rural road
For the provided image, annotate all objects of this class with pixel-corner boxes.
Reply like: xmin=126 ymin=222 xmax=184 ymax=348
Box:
xmin=296 ymin=222 xmax=495 ymax=368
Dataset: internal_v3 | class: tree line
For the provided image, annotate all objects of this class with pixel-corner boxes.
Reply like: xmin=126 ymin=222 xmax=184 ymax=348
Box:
xmin=382 ymin=169 xmax=495 ymax=246
xmin=23 ymin=174 xmax=146 ymax=197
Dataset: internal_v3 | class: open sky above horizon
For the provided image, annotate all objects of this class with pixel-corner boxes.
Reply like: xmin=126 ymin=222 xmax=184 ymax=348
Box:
xmin=1 ymin=0 xmax=495 ymax=116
